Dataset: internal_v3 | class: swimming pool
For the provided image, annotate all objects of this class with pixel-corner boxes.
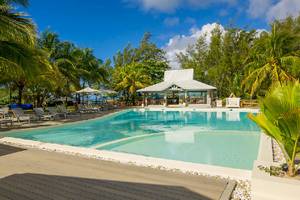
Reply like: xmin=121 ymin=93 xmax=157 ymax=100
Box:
xmin=4 ymin=109 xmax=260 ymax=170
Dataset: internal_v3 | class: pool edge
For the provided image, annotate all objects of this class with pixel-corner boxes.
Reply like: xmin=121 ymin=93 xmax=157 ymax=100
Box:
xmin=0 ymin=137 xmax=252 ymax=181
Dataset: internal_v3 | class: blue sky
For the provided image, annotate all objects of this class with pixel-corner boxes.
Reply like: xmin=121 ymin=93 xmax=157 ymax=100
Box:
xmin=22 ymin=0 xmax=300 ymax=66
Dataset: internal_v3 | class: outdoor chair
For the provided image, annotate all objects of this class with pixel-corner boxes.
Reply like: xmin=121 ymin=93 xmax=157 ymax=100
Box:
xmin=47 ymin=107 xmax=66 ymax=119
xmin=33 ymin=108 xmax=54 ymax=120
xmin=216 ymin=100 xmax=223 ymax=108
xmin=11 ymin=108 xmax=31 ymax=124
xmin=0 ymin=109 xmax=12 ymax=127
xmin=57 ymin=105 xmax=80 ymax=118
xmin=78 ymin=104 xmax=99 ymax=113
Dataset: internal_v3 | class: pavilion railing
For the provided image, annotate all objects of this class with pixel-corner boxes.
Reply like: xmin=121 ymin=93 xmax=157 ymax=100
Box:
xmin=187 ymin=97 xmax=207 ymax=104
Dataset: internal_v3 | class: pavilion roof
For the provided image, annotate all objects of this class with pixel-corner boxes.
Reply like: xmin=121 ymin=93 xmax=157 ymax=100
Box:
xmin=137 ymin=69 xmax=216 ymax=92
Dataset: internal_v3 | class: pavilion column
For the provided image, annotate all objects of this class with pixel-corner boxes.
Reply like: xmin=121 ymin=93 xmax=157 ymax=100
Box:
xmin=207 ymin=90 xmax=212 ymax=106
xmin=145 ymin=93 xmax=148 ymax=107
xmin=164 ymin=93 xmax=167 ymax=107
xmin=142 ymin=93 xmax=145 ymax=107
xmin=184 ymin=91 xmax=188 ymax=107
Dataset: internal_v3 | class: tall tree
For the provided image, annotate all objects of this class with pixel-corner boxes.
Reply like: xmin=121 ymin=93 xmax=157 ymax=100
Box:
xmin=112 ymin=32 xmax=168 ymax=104
xmin=0 ymin=0 xmax=52 ymax=104
xmin=243 ymin=24 xmax=300 ymax=96
xmin=178 ymin=25 xmax=256 ymax=98
xmin=114 ymin=63 xmax=151 ymax=104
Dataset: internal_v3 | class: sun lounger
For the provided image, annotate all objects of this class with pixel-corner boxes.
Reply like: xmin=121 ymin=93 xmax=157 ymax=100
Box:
xmin=11 ymin=108 xmax=31 ymax=124
xmin=47 ymin=107 xmax=66 ymax=119
xmin=0 ymin=110 xmax=12 ymax=127
xmin=78 ymin=104 xmax=100 ymax=113
xmin=57 ymin=105 xmax=80 ymax=118
xmin=0 ymin=118 xmax=13 ymax=127
xmin=33 ymin=108 xmax=54 ymax=120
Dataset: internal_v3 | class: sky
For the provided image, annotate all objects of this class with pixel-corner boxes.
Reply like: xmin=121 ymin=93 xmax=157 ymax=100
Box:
xmin=22 ymin=0 xmax=300 ymax=68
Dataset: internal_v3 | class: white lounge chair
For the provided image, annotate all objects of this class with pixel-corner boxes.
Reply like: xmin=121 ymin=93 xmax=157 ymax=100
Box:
xmin=225 ymin=94 xmax=240 ymax=108
xmin=47 ymin=107 xmax=65 ymax=119
xmin=0 ymin=109 xmax=12 ymax=127
xmin=216 ymin=100 xmax=223 ymax=108
xmin=11 ymin=108 xmax=31 ymax=124
xmin=56 ymin=105 xmax=79 ymax=118
xmin=33 ymin=108 xmax=54 ymax=120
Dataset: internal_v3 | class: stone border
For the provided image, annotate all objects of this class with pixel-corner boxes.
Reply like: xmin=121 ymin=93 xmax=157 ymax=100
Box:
xmin=136 ymin=107 xmax=260 ymax=113
xmin=0 ymin=137 xmax=252 ymax=180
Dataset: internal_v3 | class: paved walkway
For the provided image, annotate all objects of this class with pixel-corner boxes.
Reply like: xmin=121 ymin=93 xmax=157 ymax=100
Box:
xmin=0 ymin=145 xmax=233 ymax=200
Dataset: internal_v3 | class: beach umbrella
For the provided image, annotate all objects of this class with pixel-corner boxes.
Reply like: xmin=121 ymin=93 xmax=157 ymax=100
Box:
xmin=76 ymin=87 xmax=101 ymax=94
xmin=76 ymin=87 xmax=101 ymax=104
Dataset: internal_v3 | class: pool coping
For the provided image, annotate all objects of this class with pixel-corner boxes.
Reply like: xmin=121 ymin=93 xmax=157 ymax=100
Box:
xmin=1 ymin=108 xmax=259 ymax=135
xmin=0 ymin=137 xmax=252 ymax=181
xmin=136 ymin=107 xmax=260 ymax=113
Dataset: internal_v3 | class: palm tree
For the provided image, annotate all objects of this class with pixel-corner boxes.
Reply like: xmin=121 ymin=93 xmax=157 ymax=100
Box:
xmin=0 ymin=0 xmax=37 ymax=77
xmin=75 ymin=48 xmax=107 ymax=87
xmin=248 ymin=82 xmax=300 ymax=176
xmin=38 ymin=31 xmax=109 ymax=104
xmin=0 ymin=0 xmax=52 ymax=104
xmin=114 ymin=63 xmax=151 ymax=104
xmin=243 ymin=24 xmax=300 ymax=96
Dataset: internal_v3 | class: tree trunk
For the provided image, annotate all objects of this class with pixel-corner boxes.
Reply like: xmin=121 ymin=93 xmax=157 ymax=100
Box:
xmin=9 ymin=86 xmax=12 ymax=104
xmin=36 ymin=94 xmax=42 ymax=108
xmin=17 ymin=83 xmax=25 ymax=105
xmin=288 ymin=164 xmax=295 ymax=177
xmin=132 ymin=94 xmax=136 ymax=106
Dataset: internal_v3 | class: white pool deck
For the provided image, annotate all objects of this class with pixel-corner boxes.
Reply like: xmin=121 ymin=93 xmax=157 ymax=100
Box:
xmin=137 ymin=106 xmax=259 ymax=113
xmin=0 ymin=107 xmax=264 ymax=181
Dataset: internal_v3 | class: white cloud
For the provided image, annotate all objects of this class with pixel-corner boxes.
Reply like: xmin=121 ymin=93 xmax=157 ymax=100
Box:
xmin=125 ymin=0 xmax=180 ymax=12
xmin=164 ymin=17 xmax=180 ymax=26
xmin=247 ymin=0 xmax=272 ymax=18
xmin=267 ymin=0 xmax=300 ymax=21
xmin=125 ymin=0 xmax=238 ymax=13
xmin=255 ymin=28 xmax=268 ymax=37
xmin=248 ymin=0 xmax=300 ymax=21
xmin=163 ymin=23 xmax=225 ymax=69
xmin=127 ymin=0 xmax=300 ymax=22
xmin=187 ymin=0 xmax=237 ymax=8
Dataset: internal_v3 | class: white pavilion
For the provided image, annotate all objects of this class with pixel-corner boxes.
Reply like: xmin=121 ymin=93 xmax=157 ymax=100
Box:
xmin=137 ymin=69 xmax=217 ymax=107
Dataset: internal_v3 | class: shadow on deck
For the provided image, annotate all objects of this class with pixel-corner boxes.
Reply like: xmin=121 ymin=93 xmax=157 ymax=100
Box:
xmin=0 ymin=173 xmax=213 ymax=200
xmin=0 ymin=144 xmax=25 ymax=157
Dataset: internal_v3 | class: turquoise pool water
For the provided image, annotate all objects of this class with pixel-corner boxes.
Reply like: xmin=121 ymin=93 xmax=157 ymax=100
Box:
xmin=3 ymin=110 xmax=260 ymax=170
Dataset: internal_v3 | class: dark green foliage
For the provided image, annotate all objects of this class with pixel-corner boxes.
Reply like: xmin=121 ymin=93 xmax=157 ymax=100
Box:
xmin=178 ymin=18 xmax=300 ymax=98
xmin=112 ymin=33 xmax=169 ymax=104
